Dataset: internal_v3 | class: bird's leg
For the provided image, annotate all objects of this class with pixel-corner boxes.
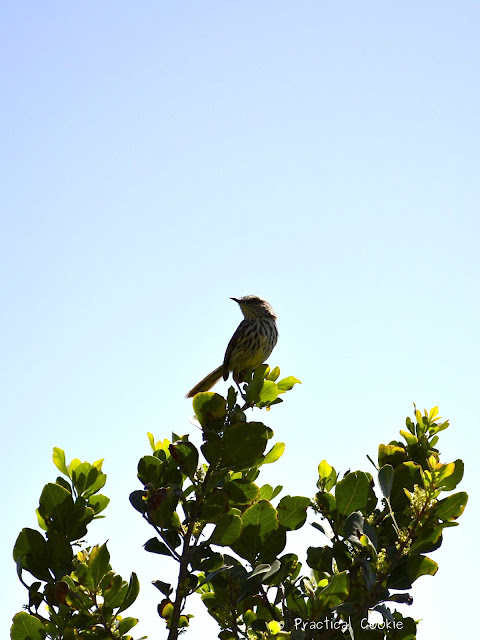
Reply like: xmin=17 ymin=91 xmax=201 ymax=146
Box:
xmin=233 ymin=374 xmax=249 ymax=403
xmin=235 ymin=378 xmax=256 ymax=411
xmin=235 ymin=380 xmax=245 ymax=397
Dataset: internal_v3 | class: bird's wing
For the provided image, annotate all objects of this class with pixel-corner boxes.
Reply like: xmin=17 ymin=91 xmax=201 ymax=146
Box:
xmin=222 ymin=322 xmax=244 ymax=380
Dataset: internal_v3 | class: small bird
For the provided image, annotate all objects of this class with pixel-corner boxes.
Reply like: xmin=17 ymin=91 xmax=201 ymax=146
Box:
xmin=186 ymin=295 xmax=278 ymax=398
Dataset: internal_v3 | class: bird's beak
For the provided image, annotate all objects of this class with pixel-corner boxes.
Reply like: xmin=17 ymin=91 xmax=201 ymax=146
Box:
xmin=230 ymin=297 xmax=240 ymax=303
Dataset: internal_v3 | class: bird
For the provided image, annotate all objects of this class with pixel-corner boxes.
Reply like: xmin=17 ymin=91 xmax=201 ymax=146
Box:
xmin=186 ymin=295 xmax=278 ymax=398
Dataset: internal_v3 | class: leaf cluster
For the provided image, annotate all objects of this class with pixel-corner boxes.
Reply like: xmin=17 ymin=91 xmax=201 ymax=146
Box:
xmin=131 ymin=379 xmax=467 ymax=640
xmin=130 ymin=366 xmax=305 ymax=638
xmin=301 ymin=406 xmax=467 ymax=639
xmin=11 ymin=364 xmax=468 ymax=640
xmin=11 ymin=450 xmax=141 ymax=640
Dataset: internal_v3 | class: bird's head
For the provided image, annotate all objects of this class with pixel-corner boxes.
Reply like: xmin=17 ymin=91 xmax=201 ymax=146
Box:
xmin=230 ymin=295 xmax=277 ymax=320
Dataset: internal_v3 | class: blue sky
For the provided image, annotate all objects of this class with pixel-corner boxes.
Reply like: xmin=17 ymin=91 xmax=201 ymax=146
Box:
xmin=2 ymin=2 xmax=479 ymax=638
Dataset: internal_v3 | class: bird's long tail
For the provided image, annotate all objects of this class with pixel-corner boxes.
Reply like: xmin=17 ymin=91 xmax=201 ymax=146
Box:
xmin=186 ymin=365 xmax=223 ymax=398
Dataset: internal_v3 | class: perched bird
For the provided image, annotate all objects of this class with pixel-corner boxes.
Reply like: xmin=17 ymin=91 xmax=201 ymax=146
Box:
xmin=186 ymin=295 xmax=278 ymax=398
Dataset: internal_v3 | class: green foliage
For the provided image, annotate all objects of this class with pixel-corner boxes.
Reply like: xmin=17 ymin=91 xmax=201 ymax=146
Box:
xmin=12 ymin=361 xmax=467 ymax=640
xmin=303 ymin=405 xmax=467 ymax=639
xmin=11 ymin=451 xmax=140 ymax=640
xmin=242 ymin=364 xmax=301 ymax=409
xmin=131 ymin=364 xmax=302 ymax=638
xmin=131 ymin=377 xmax=466 ymax=639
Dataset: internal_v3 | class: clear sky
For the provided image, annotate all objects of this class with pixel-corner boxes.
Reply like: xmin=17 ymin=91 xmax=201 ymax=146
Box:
xmin=2 ymin=2 xmax=479 ymax=638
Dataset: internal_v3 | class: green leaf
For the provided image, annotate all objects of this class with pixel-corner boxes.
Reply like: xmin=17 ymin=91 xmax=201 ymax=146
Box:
xmin=118 ymin=572 xmax=140 ymax=613
xmin=405 ymin=416 xmax=415 ymax=435
xmin=318 ymin=460 xmax=337 ymax=492
xmin=38 ymin=482 xmax=75 ymax=536
xmin=224 ymin=479 xmax=259 ymax=505
xmin=388 ymin=555 xmax=438 ymax=589
xmin=249 ymin=560 xmax=281 ymax=583
xmin=201 ymin=433 xmax=223 ymax=466
xmin=318 ymin=459 xmax=333 ymax=479
xmin=200 ymin=431 xmax=223 ymax=466
xmin=13 ymin=528 xmax=52 ymax=582
xmin=84 ymin=472 xmax=107 ymax=497
xmin=378 ymin=444 xmax=407 ymax=468
xmin=210 ymin=511 xmax=243 ymax=546
xmin=117 ymin=617 xmax=138 ymax=635
xmin=52 ymin=448 xmax=69 ymax=476
xmin=89 ymin=543 xmax=111 ymax=589
xmin=315 ymin=491 xmax=336 ymax=516
xmin=71 ymin=461 xmax=95 ymax=495
xmin=55 ymin=476 xmax=72 ymax=493
xmin=277 ymin=376 xmax=301 ymax=392
xmin=389 ymin=612 xmax=417 ymax=638
xmin=415 ymin=410 xmax=426 ymax=438
xmin=232 ymin=500 xmax=278 ymax=563
xmin=429 ymin=419 xmax=449 ymax=435
xmin=258 ymin=380 xmax=279 ymax=405
xmin=410 ymin=555 xmax=439 ymax=582
xmin=147 ymin=432 xmax=155 ymax=451
xmin=45 ymin=531 xmax=73 ymax=577
xmin=222 ymin=422 xmax=270 ymax=471
xmin=271 ymin=485 xmax=283 ymax=500
xmin=27 ymin=582 xmax=43 ymax=610
xmin=66 ymin=502 xmax=95 ymax=541
xmin=268 ymin=621 xmax=282 ymax=634
xmin=433 ymin=491 xmax=468 ymax=521
xmin=152 ymin=580 xmax=173 ymax=596
xmin=316 ymin=571 xmax=349 ymax=610
xmin=178 ymin=616 xmax=192 ymax=628
xmin=144 ymin=537 xmax=174 ymax=557
xmin=276 ymin=496 xmax=310 ymax=530
xmin=169 ymin=441 xmax=199 ymax=479
xmin=192 ymin=392 xmax=227 ymax=430
xmin=226 ymin=385 xmax=237 ymax=409
xmin=266 ymin=366 xmax=280 ymax=381
xmin=267 ymin=553 xmax=300 ymax=585
xmin=88 ymin=494 xmax=110 ymax=515
xmin=335 ymin=472 xmax=370 ymax=515
xmin=245 ymin=365 xmax=270 ymax=404
xmin=358 ymin=533 xmax=378 ymax=560
xmin=199 ymin=490 xmax=229 ymax=523
xmin=438 ymin=459 xmax=464 ymax=491
xmin=249 ymin=563 xmax=273 ymax=579
xmin=129 ymin=490 xmax=147 ymax=514
xmin=147 ymin=487 xmax=180 ymax=529
xmin=137 ymin=455 xmax=164 ymax=486
xmin=343 ymin=511 xmax=364 ymax=542
xmin=400 ymin=430 xmax=418 ymax=446
xmin=191 ymin=548 xmax=225 ymax=572
xmin=84 ymin=465 xmax=100 ymax=493
xmin=378 ymin=465 xmax=394 ymax=499
xmin=257 ymin=484 xmax=283 ymax=502
xmin=158 ymin=599 xmax=174 ymax=621
xmin=163 ymin=530 xmax=182 ymax=550
xmin=410 ymin=523 xmax=449 ymax=554
xmin=67 ymin=457 xmax=81 ymax=477
xmin=263 ymin=442 xmax=285 ymax=465
xmin=10 ymin=612 xmax=46 ymax=640
xmin=391 ymin=461 xmax=423 ymax=510
xmin=307 ymin=546 xmax=333 ymax=573
xmin=258 ymin=484 xmax=274 ymax=501
xmin=103 ymin=574 xmax=127 ymax=608
xmin=260 ymin=526 xmax=287 ymax=563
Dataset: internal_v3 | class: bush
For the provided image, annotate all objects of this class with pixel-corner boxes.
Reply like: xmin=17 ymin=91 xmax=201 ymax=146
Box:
xmin=11 ymin=366 xmax=467 ymax=639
